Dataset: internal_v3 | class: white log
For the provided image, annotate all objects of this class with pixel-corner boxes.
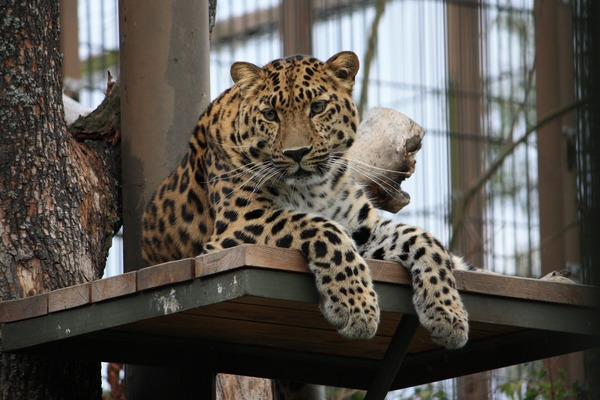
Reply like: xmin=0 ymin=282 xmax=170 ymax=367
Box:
xmin=349 ymin=107 xmax=424 ymax=213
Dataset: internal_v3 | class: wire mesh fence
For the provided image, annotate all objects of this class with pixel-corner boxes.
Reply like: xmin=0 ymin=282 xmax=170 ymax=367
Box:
xmin=210 ymin=0 xmax=541 ymax=277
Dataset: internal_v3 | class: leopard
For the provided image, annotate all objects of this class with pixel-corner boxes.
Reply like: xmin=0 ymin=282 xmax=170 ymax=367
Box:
xmin=141 ymin=51 xmax=470 ymax=397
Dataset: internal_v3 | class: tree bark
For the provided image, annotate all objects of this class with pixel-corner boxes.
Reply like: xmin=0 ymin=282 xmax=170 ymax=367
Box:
xmin=0 ymin=1 xmax=121 ymax=398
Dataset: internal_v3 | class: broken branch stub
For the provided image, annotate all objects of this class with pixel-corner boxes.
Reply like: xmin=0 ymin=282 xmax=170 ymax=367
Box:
xmin=348 ymin=107 xmax=424 ymax=213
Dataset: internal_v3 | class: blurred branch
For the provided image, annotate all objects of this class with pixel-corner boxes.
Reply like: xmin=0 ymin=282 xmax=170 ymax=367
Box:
xmin=450 ymin=59 xmax=536 ymax=252
xmin=449 ymin=97 xmax=590 ymax=252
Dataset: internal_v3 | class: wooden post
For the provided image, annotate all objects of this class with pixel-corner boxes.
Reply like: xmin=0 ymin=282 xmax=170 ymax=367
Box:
xmin=534 ymin=0 xmax=579 ymax=277
xmin=281 ymin=0 xmax=313 ymax=56
xmin=446 ymin=1 xmax=490 ymax=398
xmin=119 ymin=0 xmax=211 ymax=271
xmin=446 ymin=0 xmax=486 ymax=270
xmin=59 ymin=0 xmax=81 ymax=99
xmin=534 ymin=0 xmax=583 ymax=385
xmin=119 ymin=0 xmax=212 ymax=397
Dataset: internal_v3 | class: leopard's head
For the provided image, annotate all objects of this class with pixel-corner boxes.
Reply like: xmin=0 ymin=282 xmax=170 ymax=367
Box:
xmin=227 ymin=51 xmax=360 ymax=183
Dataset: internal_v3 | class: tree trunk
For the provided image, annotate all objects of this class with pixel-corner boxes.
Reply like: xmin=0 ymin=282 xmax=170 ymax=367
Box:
xmin=0 ymin=1 xmax=121 ymax=398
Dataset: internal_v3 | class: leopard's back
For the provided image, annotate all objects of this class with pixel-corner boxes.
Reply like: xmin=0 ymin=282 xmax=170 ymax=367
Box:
xmin=141 ymin=87 xmax=240 ymax=265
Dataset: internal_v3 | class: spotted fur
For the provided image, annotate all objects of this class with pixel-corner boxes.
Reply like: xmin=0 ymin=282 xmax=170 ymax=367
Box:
xmin=142 ymin=52 xmax=469 ymax=353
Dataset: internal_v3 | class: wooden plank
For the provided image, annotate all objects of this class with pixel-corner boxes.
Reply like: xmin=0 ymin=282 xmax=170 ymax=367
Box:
xmin=91 ymin=271 xmax=137 ymax=302
xmin=137 ymin=258 xmax=195 ymax=291
xmin=0 ymin=293 xmax=48 ymax=322
xmin=118 ymin=311 xmax=395 ymax=360
xmin=368 ymin=259 xmax=411 ymax=285
xmin=185 ymin=300 xmax=521 ymax=353
xmin=462 ymin=291 xmax=599 ymax=335
xmin=454 ymin=269 xmax=599 ymax=306
xmin=196 ymin=245 xmax=598 ymax=306
xmin=196 ymin=245 xmax=308 ymax=277
xmin=48 ymin=282 xmax=91 ymax=313
xmin=117 ymin=298 xmax=522 ymax=360
xmin=2 ymin=264 xmax=597 ymax=353
xmin=0 ymin=272 xmax=247 ymax=351
xmin=192 ymin=298 xmax=403 ymax=337
xmin=223 ymin=295 xmax=512 ymax=342
xmin=184 ymin=300 xmax=332 ymax=331
xmin=195 ymin=245 xmax=248 ymax=277
xmin=245 ymin=244 xmax=309 ymax=272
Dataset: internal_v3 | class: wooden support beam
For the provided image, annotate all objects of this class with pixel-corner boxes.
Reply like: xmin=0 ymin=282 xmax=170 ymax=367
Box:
xmin=364 ymin=315 xmax=419 ymax=400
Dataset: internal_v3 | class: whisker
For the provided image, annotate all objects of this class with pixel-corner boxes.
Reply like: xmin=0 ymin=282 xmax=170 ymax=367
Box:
xmin=332 ymin=155 xmax=408 ymax=193
xmin=203 ymin=162 xmax=277 ymax=214
xmin=344 ymin=155 xmax=412 ymax=176
xmin=342 ymin=161 xmax=407 ymax=199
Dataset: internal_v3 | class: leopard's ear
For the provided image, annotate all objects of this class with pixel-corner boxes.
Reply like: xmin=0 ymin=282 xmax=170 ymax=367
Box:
xmin=231 ymin=61 xmax=265 ymax=96
xmin=325 ymin=51 xmax=360 ymax=83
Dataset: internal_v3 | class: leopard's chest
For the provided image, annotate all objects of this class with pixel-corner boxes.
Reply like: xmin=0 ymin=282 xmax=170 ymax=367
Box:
xmin=273 ymin=177 xmax=361 ymax=226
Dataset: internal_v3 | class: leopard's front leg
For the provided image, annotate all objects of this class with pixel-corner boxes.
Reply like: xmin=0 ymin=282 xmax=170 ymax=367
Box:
xmin=360 ymin=219 xmax=469 ymax=349
xmin=203 ymin=209 xmax=380 ymax=339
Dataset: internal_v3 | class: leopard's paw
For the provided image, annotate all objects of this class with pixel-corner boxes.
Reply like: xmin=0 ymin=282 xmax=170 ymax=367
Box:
xmin=321 ymin=292 xmax=379 ymax=339
xmin=319 ymin=281 xmax=380 ymax=340
xmin=414 ymin=293 xmax=469 ymax=349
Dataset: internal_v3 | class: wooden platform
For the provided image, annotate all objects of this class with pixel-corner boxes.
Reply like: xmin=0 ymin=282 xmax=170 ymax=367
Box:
xmin=0 ymin=245 xmax=598 ymax=391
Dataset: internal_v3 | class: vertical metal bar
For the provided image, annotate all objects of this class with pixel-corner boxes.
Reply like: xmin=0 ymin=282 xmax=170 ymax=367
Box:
xmin=364 ymin=315 xmax=419 ymax=400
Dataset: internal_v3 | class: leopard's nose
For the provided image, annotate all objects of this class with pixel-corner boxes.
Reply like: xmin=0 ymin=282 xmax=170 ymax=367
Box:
xmin=282 ymin=146 xmax=312 ymax=162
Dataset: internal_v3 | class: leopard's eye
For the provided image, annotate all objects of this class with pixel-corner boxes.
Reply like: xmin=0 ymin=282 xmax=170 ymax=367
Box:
xmin=310 ymin=101 xmax=327 ymax=116
xmin=261 ymin=108 xmax=278 ymax=122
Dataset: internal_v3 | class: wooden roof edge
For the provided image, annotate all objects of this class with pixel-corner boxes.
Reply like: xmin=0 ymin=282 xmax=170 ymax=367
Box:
xmin=0 ymin=245 xmax=597 ymax=324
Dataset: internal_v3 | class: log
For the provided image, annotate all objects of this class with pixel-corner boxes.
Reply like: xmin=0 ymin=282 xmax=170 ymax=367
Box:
xmin=348 ymin=107 xmax=424 ymax=213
